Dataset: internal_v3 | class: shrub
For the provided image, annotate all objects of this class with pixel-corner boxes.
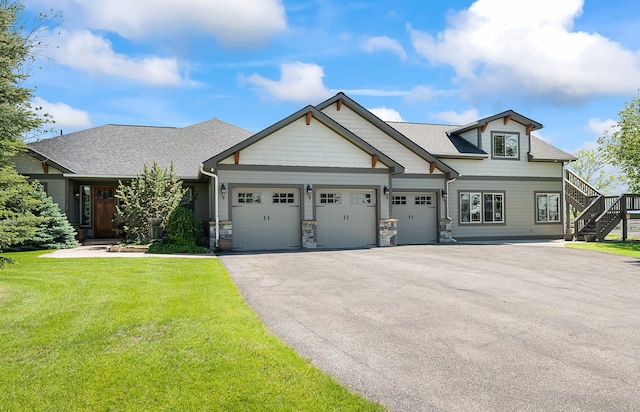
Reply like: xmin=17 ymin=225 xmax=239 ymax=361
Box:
xmin=166 ymin=206 xmax=205 ymax=246
xmin=147 ymin=241 xmax=208 ymax=254
xmin=115 ymin=162 xmax=186 ymax=242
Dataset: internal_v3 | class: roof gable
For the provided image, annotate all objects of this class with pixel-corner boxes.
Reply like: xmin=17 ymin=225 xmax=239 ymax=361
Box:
xmin=316 ymin=92 xmax=459 ymax=178
xmin=447 ymin=110 xmax=543 ymax=136
xmin=203 ymin=106 xmax=404 ymax=173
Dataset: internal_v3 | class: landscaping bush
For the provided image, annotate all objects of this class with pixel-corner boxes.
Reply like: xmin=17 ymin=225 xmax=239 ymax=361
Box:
xmin=147 ymin=206 xmax=207 ymax=254
xmin=166 ymin=206 xmax=205 ymax=246
xmin=115 ymin=162 xmax=186 ymax=242
xmin=147 ymin=241 xmax=208 ymax=254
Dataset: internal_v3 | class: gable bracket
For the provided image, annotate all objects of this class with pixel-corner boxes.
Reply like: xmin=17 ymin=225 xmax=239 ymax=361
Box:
xmin=372 ymin=154 xmax=378 ymax=168
xmin=429 ymin=162 xmax=436 ymax=174
xmin=305 ymin=112 xmax=312 ymax=125
xmin=41 ymin=161 xmax=49 ymax=174
xmin=234 ymin=151 xmax=240 ymax=165
xmin=503 ymin=115 xmax=511 ymax=125
xmin=336 ymin=99 xmax=342 ymax=111
xmin=480 ymin=122 xmax=489 ymax=133
xmin=526 ymin=124 xmax=534 ymax=135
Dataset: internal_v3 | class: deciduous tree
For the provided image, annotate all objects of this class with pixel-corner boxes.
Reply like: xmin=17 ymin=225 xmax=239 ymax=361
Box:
xmin=569 ymin=148 xmax=620 ymax=195
xmin=600 ymin=92 xmax=640 ymax=193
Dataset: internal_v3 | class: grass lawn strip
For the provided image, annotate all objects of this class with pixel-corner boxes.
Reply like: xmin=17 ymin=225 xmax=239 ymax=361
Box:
xmin=0 ymin=251 xmax=385 ymax=411
xmin=565 ymin=241 xmax=640 ymax=258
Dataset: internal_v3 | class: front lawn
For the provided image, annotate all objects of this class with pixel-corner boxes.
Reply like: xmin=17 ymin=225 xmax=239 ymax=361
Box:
xmin=0 ymin=251 xmax=384 ymax=411
xmin=565 ymin=241 xmax=640 ymax=258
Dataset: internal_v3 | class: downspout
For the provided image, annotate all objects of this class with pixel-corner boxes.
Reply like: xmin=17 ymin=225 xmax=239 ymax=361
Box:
xmin=199 ymin=166 xmax=219 ymax=248
xmin=445 ymin=177 xmax=457 ymax=220
xmin=561 ymin=162 xmax=568 ymax=236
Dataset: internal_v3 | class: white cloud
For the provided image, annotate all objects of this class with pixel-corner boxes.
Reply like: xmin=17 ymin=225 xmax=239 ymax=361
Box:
xmin=51 ymin=30 xmax=183 ymax=86
xmin=587 ymin=117 xmax=618 ymax=137
xmin=241 ymin=62 xmax=332 ymax=102
xmin=33 ymin=0 xmax=287 ymax=48
xmin=361 ymin=36 xmax=407 ymax=61
xmin=431 ymin=108 xmax=480 ymax=125
xmin=368 ymin=106 xmax=405 ymax=122
xmin=32 ymin=97 xmax=92 ymax=130
xmin=405 ymin=85 xmax=452 ymax=101
xmin=337 ymin=89 xmax=408 ymax=97
xmin=409 ymin=0 xmax=640 ymax=101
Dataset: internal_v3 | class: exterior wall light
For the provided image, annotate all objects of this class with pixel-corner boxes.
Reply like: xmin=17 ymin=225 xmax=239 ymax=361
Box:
xmin=306 ymin=184 xmax=313 ymax=199
xmin=441 ymin=189 xmax=447 ymax=200
xmin=383 ymin=186 xmax=390 ymax=199
xmin=221 ymin=183 xmax=227 ymax=200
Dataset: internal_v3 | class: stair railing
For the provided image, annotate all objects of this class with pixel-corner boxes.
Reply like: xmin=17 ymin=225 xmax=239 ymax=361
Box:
xmin=575 ymin=195 xmax=604 ymax=239
xmin=595 ymin=195 xmax=625 ymax=240
xmin=565 ymin=169 xmax=601 ymax=198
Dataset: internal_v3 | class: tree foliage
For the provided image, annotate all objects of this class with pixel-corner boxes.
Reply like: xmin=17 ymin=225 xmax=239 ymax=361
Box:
xmin=569 ymin=148 xmax=620 ymax=195
xmin=7 ymin=183 xmax=79 ymax=251
xmin=115 ymin=162 xmax=187 ymax=242
xmin=166 ymin=206 xmax=205 ymax=246
xmin=0 ymin=0 xmax=54 ymax=166
xmin=0 ymin=166 xmax=44 ymax=266
xmin=600 ymin=92 xmax=640 ymax=193
xmin=0 ymin=1 xmax=57 ymax=267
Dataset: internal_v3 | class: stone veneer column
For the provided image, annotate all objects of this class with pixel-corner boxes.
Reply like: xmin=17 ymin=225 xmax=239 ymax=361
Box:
xmin=209 ymin=221 xmax=233 ymax=251
xmin=439 ymin=218 xmax=456 ymax=243
xmin=378 ymin=219 xmax=398 ymax=247
xmin=302 ymin=220 xmax=317 ymax=249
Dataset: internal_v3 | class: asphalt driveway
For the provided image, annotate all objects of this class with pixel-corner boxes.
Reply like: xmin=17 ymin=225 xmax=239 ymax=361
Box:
xmin=220 ymin=244 xmax=640 ymax=411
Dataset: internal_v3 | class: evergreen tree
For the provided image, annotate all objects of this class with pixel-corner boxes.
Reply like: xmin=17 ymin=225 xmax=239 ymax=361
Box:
xmin=8 ymin=183 xmax=79 ymax=251
xmin=115 ymin=162 xmax=187 ymax=242
xmin=0 ymin=1 xmax=57 ymax=267
xmin=0 ymin=166 xmax=43 ymax=266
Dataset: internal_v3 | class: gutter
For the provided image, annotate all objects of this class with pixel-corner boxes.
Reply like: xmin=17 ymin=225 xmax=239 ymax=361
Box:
xmin=199 ymin=166 xmax=220 ymax=249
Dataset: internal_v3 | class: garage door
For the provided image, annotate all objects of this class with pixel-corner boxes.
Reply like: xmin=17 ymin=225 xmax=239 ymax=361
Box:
xmin=232 ymin=188 xmax=301 ymax=250
xmin=392 ymin=192 xmax=437 ymax=244
xmin=316 ymin=189 xmax=377 ymax=248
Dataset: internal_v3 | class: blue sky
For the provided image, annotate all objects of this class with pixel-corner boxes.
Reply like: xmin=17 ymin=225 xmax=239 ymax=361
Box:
xmin=26 ymin=0 xmax=640 ymax=154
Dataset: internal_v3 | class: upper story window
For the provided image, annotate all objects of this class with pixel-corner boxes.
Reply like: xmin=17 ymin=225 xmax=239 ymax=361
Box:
xmin=492 ymin=132 xmax=519 ymax=159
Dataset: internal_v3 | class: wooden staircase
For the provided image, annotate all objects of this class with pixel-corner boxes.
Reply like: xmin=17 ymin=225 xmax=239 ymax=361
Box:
xmin=565 ymin=169 xmax=640 ymax=241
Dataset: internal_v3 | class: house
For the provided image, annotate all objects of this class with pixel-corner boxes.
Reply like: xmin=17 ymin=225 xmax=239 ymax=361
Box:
xmin=15 ymin=92 xmax=578 ymax=250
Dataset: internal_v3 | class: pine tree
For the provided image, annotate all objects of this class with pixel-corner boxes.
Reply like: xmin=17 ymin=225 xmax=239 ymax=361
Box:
xmin=115 ymin=162 xmax=187 ymax=242
xmin=8 ymin=183 xmax=79 ymax=251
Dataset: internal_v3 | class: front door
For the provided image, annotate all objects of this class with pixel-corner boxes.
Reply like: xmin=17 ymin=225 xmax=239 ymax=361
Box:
xmin=93 ymin=186 xmax=116 ymax=238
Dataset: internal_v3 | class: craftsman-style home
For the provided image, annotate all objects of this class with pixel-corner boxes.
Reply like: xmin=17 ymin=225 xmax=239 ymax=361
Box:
xmin=17 ymin=92 xmax=608 ymax=251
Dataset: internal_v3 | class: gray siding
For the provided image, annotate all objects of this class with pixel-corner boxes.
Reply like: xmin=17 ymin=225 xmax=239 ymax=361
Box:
xmin=450 ymin=178 xmax=563 ymax=240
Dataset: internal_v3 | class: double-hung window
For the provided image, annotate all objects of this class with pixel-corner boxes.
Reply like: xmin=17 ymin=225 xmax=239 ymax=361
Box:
xmin=492 ymin=132 xmax=519 ymax=159
xmin=460 ymin=192 xmax=505 ymax=224
xmin=536 ymin=193 xmax=560 ymax=223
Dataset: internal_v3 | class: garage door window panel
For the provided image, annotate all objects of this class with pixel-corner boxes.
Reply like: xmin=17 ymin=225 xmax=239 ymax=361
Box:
xmin=238 ymin=192 xmax=261 ymax=204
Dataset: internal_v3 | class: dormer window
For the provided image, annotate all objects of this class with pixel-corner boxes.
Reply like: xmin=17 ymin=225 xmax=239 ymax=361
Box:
xmin=492 ymin=132 xmax=519 ymax=159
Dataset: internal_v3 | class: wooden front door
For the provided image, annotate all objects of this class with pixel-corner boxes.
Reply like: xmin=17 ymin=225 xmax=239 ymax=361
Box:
xmin=93 ymin=186 xmax=116 ymax=238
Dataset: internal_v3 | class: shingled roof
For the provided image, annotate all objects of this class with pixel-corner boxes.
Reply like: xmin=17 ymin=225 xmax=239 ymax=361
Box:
xmin=387 ymin=122 xmax=487 ymax=158
xmin=387 ymin=121 xmax=574 ymax=161
xmin=28 ymin=118 xmax=253 ymax=179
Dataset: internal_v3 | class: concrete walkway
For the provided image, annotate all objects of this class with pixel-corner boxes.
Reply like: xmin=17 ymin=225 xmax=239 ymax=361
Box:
xmin=42 ymin=244 xmax=217 ymax=258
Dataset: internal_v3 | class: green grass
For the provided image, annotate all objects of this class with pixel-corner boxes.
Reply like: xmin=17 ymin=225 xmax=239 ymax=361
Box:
xmin=565 ymin=241 xmax=640 ymax=258
xmin=0 ymin=251 xmax=385 ymax=411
